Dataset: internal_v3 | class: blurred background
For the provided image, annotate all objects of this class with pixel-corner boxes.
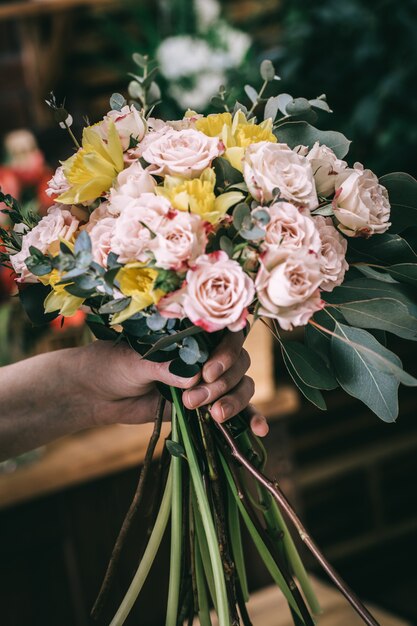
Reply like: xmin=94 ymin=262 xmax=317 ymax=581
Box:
xmin=0 ymin=1 xmax=416 ymax=625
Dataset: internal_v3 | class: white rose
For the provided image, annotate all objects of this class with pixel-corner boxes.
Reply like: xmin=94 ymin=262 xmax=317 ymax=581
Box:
xmin=314 ymin=216 xmax=349 ymax=292
xmin=10 ymin=204 xmax=79 ymax=282
xmin=255 ymin=246 xmax=324 ymax=330
xmin=108 ymin=161 xmax=156 ymax=216
xmin=152 ymin=211 xmax=208 ymax=271
xmin=262 ymin=201 xmax=322 ymax=253
xmin=110 ymin=194 xmax=172 ymax=263
xmin=243 ymin=142 xmax=318 ymax=210
xmin=306 ymin=141 xmax=347 ymax=197
xmin=334 ymin=163 xmax=391 ymax=237
xmin=142 ymin=128 xmax=223 ymax=178
xmin=99 ymin=105 xmax=146 ymax=151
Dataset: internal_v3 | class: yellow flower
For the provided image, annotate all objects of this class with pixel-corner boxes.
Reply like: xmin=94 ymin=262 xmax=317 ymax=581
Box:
xmin=195 ymin=110 xmax=276 ymax=172
xmin=112 ymin=263 xmax=164 ymax=325
xmin=57 ymin=121 xmax=124 ymax=205
xmin=42 ymin=270 xmax=85 ymax=317
xmin=157 ymin=168 xmax=243 ymax=225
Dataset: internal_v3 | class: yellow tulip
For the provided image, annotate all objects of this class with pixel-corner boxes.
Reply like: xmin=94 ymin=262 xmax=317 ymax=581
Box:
xmin=58 ymin=121 xmax=124 ymax=205
xmin=111 ymin=263 xmax=164 ymax=325
xmin=157 ymin=168 xmax=243 ymax=224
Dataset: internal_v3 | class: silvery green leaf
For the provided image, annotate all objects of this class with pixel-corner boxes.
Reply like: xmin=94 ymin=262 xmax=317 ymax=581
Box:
xmin=260 ymin=59 xmax=276 ymax=82
xmin=147 ymin=312 xmax=167 ymax=331
xmin=128 ymin=80 xmax=144 ymax=100
xmin=309 ymin=97 xmax=332 ymax=113
xmin=76 ymin=250 xmax=92 ymax=268
xmin=387 ymin=263 xmax=417 ymax=287
xmin=354 ymin=265 xmax=397 ymax=283
xmin=132 ymin=52 xmax=148 ymax=68
xmin=276 ymin=93 xmax=293 ymax=116
xmin=232 ymin=102 xmax=249 ymax=116
xmin=211 ymin=96 xmax=226 ymax=109
xmin=286 ymin=98 xmax=311 ymax=116
xmin=220 ymin=236 xmax=233 ymax=257
xmin=99 ymin=297 xmax=131 ymax=314
xmin=252 ymin=208 xmax=270 ymax=225
xmin=179 ymin=335 xmax=201 ymax=365
xmin=75 ymin=230 xmax=92 ymax=255
xmin=312 ymin=204 xmax=334 ymax=216
xmin=264 ymin=96 xmax=280 ymax=121
xmin=148 ymin=82 xmax=161 ymax=103
xmin=110 ymin=93 xmax=127 ymax=111
xmin=379 ymin=173 xmax=417 ymax=233
xmin=240 ymin=226 xmax=265 ymax=240
xmin=233 ymin=203 xmax=251 ymax=230
xmin=244 ymin=85 xmax=258 ymax=104
xmin=275 ymin=121 xmax=351 ymax=159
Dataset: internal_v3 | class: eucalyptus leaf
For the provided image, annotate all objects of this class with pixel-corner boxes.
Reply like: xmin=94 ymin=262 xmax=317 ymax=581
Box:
xmin=99 ymin=297 xmax=131 ymax=314
xmin=244 ymin=85 xmax=258 ymax=104
xmin=143 ymin=325 xmax=203 ymax=358
xmin=387 ymin=263 xmax=417 ymax=287
xmin=281 ymin=347 xmax=327 ymax=410
xmin=169 ymin=359 xmax=201 ymax=378
xmin=379 ymin=172 xmax=417 ymax=233
xmin=240 ymin=226 xmax=265 ymax=240
xmin=323 ymin=278 xmax=417 ymax=316
xmin=286 ymin=98 xmax=311 ymax=116
xmin=233 ymin=203 xmax=250 ymax=230
xmin=353 ymin=265 xmax=397 ymax=283
xmin=264 ymin=96 xmax=280 ymax=121
xmin=220 ymin=236 xmax=233 ymax=257
xmin=309 ymin=98 xmax=332 ymax=113
xmin=347 ymin=231 xmax=417 ymax=265
xmin=275 ymin=121 xmax=351 ymax=159
xmin=147 ymin=312 xmax=167 ymax=331
xmin=110 ymin=92 xmax=127 ymax=111
xmin=213 ymin=158 xmax=243 ymax=190
xmin=281 ymin=341 xmax=338 ymax=390
xmin=179 ymin=336 xmax=201 ymax=365
xmin=276 ymin=93 xmax=293 ymax=116
xmin=260 ymin=59 xmax=276 ymax=82
xmin=312 ymin=204 xmax=333 ymax=217
xmin=75 ymin=230 xmax=92 ymax=255
xmin=132 ymin=52 xmax=147 ymax=68
xmin=19 ymin=283 xmax=58 ymax=326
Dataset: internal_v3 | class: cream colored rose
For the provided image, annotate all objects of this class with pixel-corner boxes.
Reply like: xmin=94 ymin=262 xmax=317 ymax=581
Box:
xmin=314 ymin=215 xmax=348 ymax=292
xmin=88 ymin=216 xmax=117 ymax=267
xmin=333 ymin=163 xmax=391 ymax=237
xmin=262 ymin=201 xmax=322 ymax=253
xmin=99 ymin=105 xmax=146 ymax=151
xmin=142 ymin=128 xmax=223 ymax=178
xmin=306 ymin=141 xmax=347 ymax=197
xmin=255 ymin=247 xmax=323 ymax=330
xmin=151 ymin=211 xmax=208 ymax=271
xmin=108 ymin=161 xmax=156 ymax=216
xmin=243 ymin=142 xmax=318 ymax=210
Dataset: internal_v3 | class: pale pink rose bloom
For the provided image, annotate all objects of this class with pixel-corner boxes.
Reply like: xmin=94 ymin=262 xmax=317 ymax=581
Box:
xmin=243 ymin=142 xmax=318 ymax=210
xmin=11 ymin=204 xmax=79 ymax=282
xmin=98 ymin=105 xmax=146 ymax=151
xmin=333 ymin=163 xmax=391 ymax=237
xmin=111 ymin=194 xmax=172 ymax=263
xmin=46 ymin=166 xmax=70 ymax=198
xmin=262 ymin=201 xmax=322 ymax=253
xmin=306 ymin=141 xmax=347 ymax=197
xmin=108 ymin=161 xmax=156 ymax=215
xmin=314 ymin=215 xmax=349 ymax=292
xmin=158 ymin=251 xmax=255 ymax=332
xmin=152 ymin=211 xmax=208 ymax=271
xmin=142 ymin=128 xmax=223 ymax=178
xmin=255 ymin=246 xmax=324 ymax=330
xmin=87 ymin=217 xmax=117 ymax=267
xmin=85 ymin=201 xmax=114 ymax=230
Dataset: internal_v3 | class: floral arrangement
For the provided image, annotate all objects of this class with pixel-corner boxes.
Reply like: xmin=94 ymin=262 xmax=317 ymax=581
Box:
xmin=1 ymin=56 xmax=417 ymax=626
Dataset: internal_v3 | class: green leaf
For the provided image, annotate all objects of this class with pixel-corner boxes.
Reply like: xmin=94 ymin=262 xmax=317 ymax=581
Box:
xmin=244 ymin=85 xmax=258 ymax=103
xmin=264 ymin=96 xmax=280 ymax=121
xmin=347 ymin=230 xmax=417 ymax=265
xmin=169 ymin=359 xmax=201 ymax=378
xmin=281 ymin=341 xmax=338 ymax=389
xmin=86 ymin=317 xmax=119 ymax=341
xmin=213 ymin=157 xmax=243 ymax=190
xmin=122 ymin=315 xmax=148 ymax=338
xmin=74 ymin=230 xmax=92 ymax=255
xmin=387 ymin=263 xmax=417 ymax=287
xmin=379 ymin=172 xmax=417 ymax=233
xmin=110 ymin=92 xmax=127 ymax=111
xmin=285 ymin=98 xmax=311 ymax=116
xmin=331 ymin=298 xmax=417 ymax=340
xmin=275 ymin=121 xmax=351 ymax=159
xmin=165 ymin=440 xmax=185 ymax=458
xmin=25 ymin=256 xmax=52 ymax=276
xmin=99 ymin=297 xmax=131 ymax=315
xmin=132 ymin=52 xmax=147 ymax=68
xmin=324 ymin=279 xmax=417 ymax=316
xmin=309 ymin=97 xmax=332 ymax=113
xmin=219 ymin=236 xmax=233 ymax=257
xmin=179 ymin=335 xmax=201 ymax=365
xmin=19 ymin=284 xmax=58 ymax=325
xmin=260 ymin=59 xmax=276 ymax=82
xmin=281 ymin=346 xmax=327 ymax=410
xmin=227 ymin=489 xmax=249 ymax=603
xmin=353 ymin=265 xmax=397 ymax=283
xmin=276 ymin=93 xmax=293 ymax=116
xmin=142 ymin=325 xmax=202 ymax=358
xmin=232 ymin=203 xmax=250 ymax=230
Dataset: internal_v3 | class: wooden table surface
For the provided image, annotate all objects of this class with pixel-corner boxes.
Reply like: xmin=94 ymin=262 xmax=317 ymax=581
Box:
xmin=0 ymin=386 xmax=298 ymax=509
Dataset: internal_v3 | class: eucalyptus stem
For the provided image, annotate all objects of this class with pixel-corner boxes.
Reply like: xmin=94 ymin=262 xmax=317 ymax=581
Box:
xmin=165 ymin=403 xmax=183 ymax=626
xmin=109 ymin=464 xmax=173 ymax=626
xmin=217 ymin=421 xmax=381 ymax=626
xmin=64 ymin=122 xmax=81 ymax=149
xmin=91 ymin=397 xmax=166 ymax=620
xmin=171 ymin=387 xmax=230 ymax=626
xmin=248 ymin=79 xmax=268 ymax=116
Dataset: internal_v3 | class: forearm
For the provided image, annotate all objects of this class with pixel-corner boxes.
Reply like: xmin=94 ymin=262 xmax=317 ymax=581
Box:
xmin=0 ymin=348 xmax=92 ymax=460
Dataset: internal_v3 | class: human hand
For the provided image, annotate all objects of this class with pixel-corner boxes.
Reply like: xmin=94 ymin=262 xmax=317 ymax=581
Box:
xmin=74 ymin=331 xmax=268 ymax=436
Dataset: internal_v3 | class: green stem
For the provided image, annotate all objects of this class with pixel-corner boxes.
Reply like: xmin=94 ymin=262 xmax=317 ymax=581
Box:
xmin=194 ymin=531 xmax=213 ymax=626
xmin=109 ymin=464 xmax=173 ymax=626
xmin=165 ymin=404 xmax=183 ymax=626
xmin=171 ymin=387 xmax=230 ymax=626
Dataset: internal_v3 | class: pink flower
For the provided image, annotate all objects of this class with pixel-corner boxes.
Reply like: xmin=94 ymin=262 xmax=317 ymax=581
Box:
xmin=108 ymin=161 xmax=156 ymax=215
xmin=110 ymin=194 xmax=172 ymax=263
xmin=87 ymin=216 xmax=117 ymax=267
xmin=142 ymin=128 xmax=223 ymax=178
xmin=262 ymin=201 xmax=322 ymax=253
xmin=243 ymin=142 xmax=318 ymax=210
xmin=98 ymin=105 xmax=146 ymax=151
xmin=158 ymin=251 xmax=255 ymax=332
xmin=255 ymin=246 xmax=324 ymax=330
xmin=10 ymin=204 xmax=79 ymax=282
xmin=305 ymin=142 xmax=347 ymax=197
xmin=46 ymin=166 xmax=70 ymax=198
xmin=314 ymin=216 xmax=348 ymax=292
xmin=152 ymin=211 xmax=208 ymax=271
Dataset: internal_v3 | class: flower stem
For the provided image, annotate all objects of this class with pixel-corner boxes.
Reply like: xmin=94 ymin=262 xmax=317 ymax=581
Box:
xmin=109 ymin=463 xmax=173 ymax=626
xmin=171 ymin=387 xmax=230 ymax=626
xmin=165 ymin=403 xmax=183 ymax=626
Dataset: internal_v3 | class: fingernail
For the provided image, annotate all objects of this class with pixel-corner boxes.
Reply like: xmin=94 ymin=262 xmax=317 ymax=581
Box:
xmin=205 ymin=362 xmax=224 ymax=383
xmin=220 ymin=402 xmax=233 ymax=421
xmin=187 ymin=387 xmax=209 ymax=408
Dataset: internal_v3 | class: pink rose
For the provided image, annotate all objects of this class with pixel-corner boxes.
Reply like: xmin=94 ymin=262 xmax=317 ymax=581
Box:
xmin=142 ymin=128 xmax=223 ymax=178
xmin=333 ymin=163 xmax=391 ymax=237
xmin=10 ymin=204 xmax=79 ymax=282
xmin=243 ymin=142 xmax=318 ymax=210
xmin=46 ymin=166 xmax=70 ymax=198
xmin=314 ymin=216 xmax=348 ymax=292
xmin=152 ymin=211 xmax=208 ymax=271
xmin=110 ymin=194 xmax=172 ymax=263
xmin=98 ymin=105 xmax=146 ymax=151
xmin=255 ymin=247 xmax=324 ymax=330
xmin=108 ymin=161 xmax=156 ymax=215
xmin=262 ymin=201 xmax=322 ymax=253
xmin=158 ymin=251 xmax=255 ymax=332
xmin=87 ymin=217 xmax=117 ymax=267
xmin=305 ymin=142 xmax=347 ymax=197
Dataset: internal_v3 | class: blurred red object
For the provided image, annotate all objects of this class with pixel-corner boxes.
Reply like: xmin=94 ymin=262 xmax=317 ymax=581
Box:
xmin=0 ymin=266 xmax=17 ymax=302
xmin=50 ymin=310 xmax=86 ymax=331
xmin=0 ymin=167 xmax=21 ymax=220
xmin=36 ymin=169 xmax=55 ymax=214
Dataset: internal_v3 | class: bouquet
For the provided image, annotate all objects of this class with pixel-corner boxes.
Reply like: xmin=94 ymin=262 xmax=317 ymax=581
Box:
xmin=2 ymin=56 xmax=417 ymax=626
